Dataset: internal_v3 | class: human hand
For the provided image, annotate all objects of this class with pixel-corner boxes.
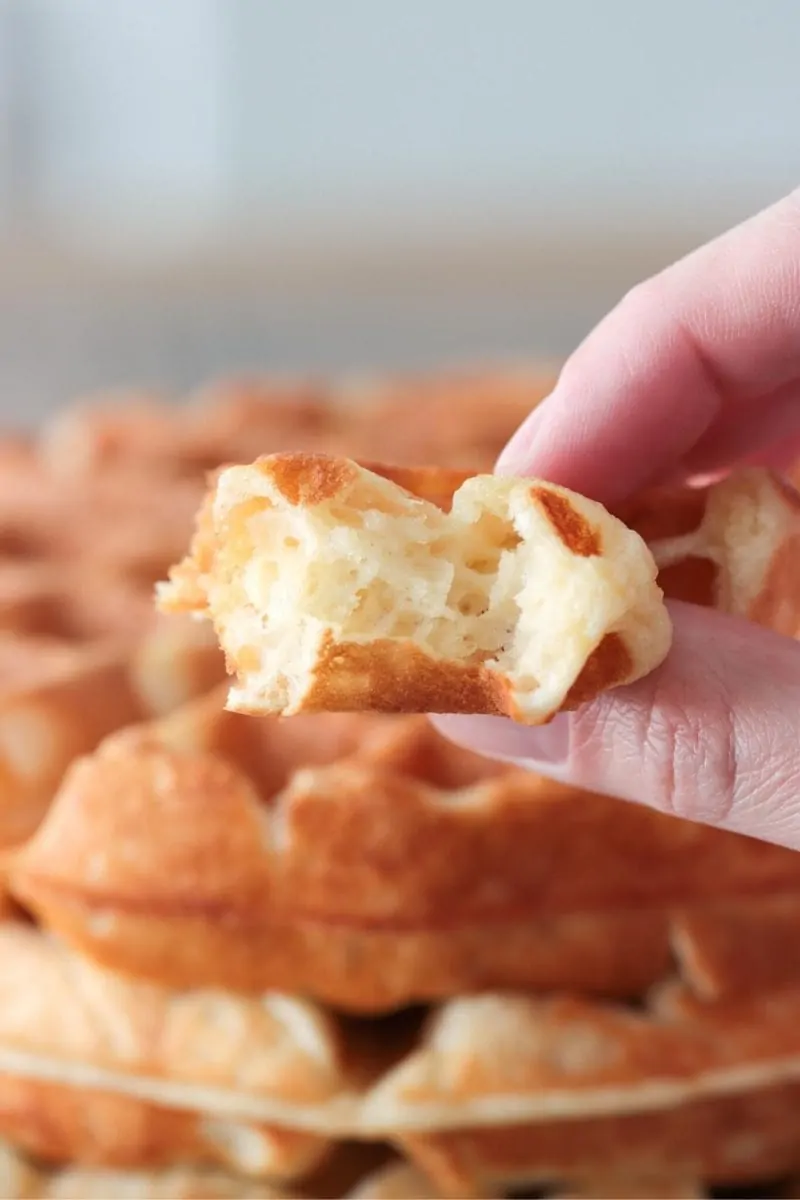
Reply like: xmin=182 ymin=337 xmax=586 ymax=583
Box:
xmin=434 ymin=189 xmax=800 ymax=849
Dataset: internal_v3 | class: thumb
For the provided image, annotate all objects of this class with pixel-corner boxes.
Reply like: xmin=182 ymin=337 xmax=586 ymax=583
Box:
xmin=433 ymin=602 xmax=800 ymax=849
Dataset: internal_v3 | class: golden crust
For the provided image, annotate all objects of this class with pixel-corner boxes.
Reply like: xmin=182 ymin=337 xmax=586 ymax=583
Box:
xmin=5 ymin=920 xmax=800 ymax=1165
xmin=0 ymin=615 xmax=226 ymax=857
xmin=401 ymin=1083 xmax=787 ymax=1194
xmin=0 ymin=1074 xmax=329 ymax=1180
xmin=0 ymin=1140 xmax=713 ymax=1200
xmin=670 ymin=893 xmax=800 ymax=1002
xmin=158 ymin=454 xmax=671 ymax=722
xmin=12 ymin=693 xmax=800 ymax=1008
xmin=38 ymin=366 xmax=554 ymax=481
xmin=336 ymin=365 xmax=554 ymax=470
xmin=0 ymin=1138 xmax=301 ymax=1198
xmin=0 ymin=645 xmax=146 ymax=851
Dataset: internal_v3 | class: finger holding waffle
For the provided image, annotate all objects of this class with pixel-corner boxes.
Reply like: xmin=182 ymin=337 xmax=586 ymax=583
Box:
xmin=158 ymin=454 xmax=673 ymax=723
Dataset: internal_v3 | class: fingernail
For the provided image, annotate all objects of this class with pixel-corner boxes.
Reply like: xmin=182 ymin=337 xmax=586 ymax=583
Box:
xmin=495 ymin=398 xmax=552 ymax=476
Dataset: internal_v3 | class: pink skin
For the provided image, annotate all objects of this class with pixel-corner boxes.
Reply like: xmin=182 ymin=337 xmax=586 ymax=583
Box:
xmin=433 ymin=188 xmax=800 ymax=849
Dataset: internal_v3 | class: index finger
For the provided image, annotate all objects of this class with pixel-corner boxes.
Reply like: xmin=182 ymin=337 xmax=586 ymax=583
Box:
xmin=499 ymin=189 xmax=800 ymax=504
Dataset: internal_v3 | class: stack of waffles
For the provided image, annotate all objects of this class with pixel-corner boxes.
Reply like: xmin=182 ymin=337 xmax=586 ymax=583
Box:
xmin=2 ymin=367 xmax=800 ymax=1198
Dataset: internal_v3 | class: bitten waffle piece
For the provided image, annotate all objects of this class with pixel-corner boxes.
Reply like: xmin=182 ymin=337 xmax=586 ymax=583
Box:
xmin=159 ymin=454 xmax=671 ymax=722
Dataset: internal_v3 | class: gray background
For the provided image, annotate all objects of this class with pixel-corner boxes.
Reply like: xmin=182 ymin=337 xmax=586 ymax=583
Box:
xmin=0 ymin=0 xmax=798 ymax=424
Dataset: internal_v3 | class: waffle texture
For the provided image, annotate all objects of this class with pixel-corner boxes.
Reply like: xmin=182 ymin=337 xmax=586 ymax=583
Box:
xmin=3 ymin=368 xmax=800 ymax=1199
xmin=159 ymin=455 xmax=672 ymax=721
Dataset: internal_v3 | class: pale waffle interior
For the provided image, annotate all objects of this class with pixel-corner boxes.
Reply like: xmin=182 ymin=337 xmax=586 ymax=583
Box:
xmin=2 ymin=368 xmax=800 ymax=1199
xmin=157 ymin=456 xmax=671 ymax=721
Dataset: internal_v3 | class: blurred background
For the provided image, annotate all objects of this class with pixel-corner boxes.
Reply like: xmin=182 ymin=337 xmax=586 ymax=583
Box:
xmin=0 ymin=0 xmax=799 ymax=424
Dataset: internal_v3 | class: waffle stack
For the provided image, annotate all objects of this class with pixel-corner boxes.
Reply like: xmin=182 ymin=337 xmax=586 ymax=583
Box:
xmin=0 ymin=366 xmax=543 ymax=858
xmin=3 ymin=367 xmax=800 ymax=1198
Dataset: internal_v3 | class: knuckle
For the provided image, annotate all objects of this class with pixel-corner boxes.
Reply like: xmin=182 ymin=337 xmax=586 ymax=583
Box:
xmin=613 ymin=277 xmax=662 ymax=324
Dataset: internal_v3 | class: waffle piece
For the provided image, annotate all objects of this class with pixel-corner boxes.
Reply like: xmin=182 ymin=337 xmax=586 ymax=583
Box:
xmin=158 ymin=454 xmax=671 ymax=721
xmin=182 ymin=378 xmax=356 ymax=467
xmin=0 ymin=643 xmax=147 ymax=851
xmin=0 ymin=445 xmax=204 ymax=589
xmin=0 ymin=1075 xmax=329 ymax=1180
xmin=0 ymin=1139 xmax=300 ymax=1198
xmin=169 ymin=460 xmax=796 ymax=643
xmin=0 ymin=391 xmax=231 ymax=859
xmin=336 ymin=366 xmax=554 ymax=470
xmin=0 ymin=921 xmax=363 ymax=1129
xmin=39 ymin=391 xmax=184 ymax=479
xmin=38 ymin=367 xmax=554 ymax=482
xmin=549 ymin=1179 xmax=705 ymax=1200
xmin=40 ymin=381 xmax=341 ymax=483
xmin=670 ymin=893 xmax=800 ymax=1001
xmin=400 ymin=1080 xmax=800 ymax=1195
xmin=345 ymin=1162 xmax=444 ymax=1199
xmin=616 ymin=467 xmax=800 ymax=635
xmin=0 ymin=1140 xmax=714 ymax=1199
xmin=0 ymin=614 xmax=225 ymax=855
xmin=348 ymin=1159 xmax=707 ymax=1198
xmin=14 ymin=687 xmax=800 ymax=1008
xmin=364 ymin=465 xmax=800 ymax=636
xmin=4 ymin=920 xmax=800 ymax=1196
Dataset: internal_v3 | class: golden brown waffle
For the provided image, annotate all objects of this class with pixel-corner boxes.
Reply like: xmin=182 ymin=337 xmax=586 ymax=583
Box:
xmin=12 ymin=665 xmax=800 ymax=1195
xmin=0 ymin=919 xmax=799 ymax=1194
xmin=11 ymin=685 xmax=800 ymax=1008
xmin=3 ymin=373 xmax=799 ymax=1198
xmin=0 ymin=1137 xmax=717 ymax=1198
xmin=0 ymin=1137 xmax=299 ymax=1197
xmin=346 ymin=1159 xmax=708 ymax=1198
xmin=37 ymin=367 xmax=554 ymax=482
xmin=0 ymin=1073 xmax=329 ymax=1182
xmin=0 ymin=614 xmax=225 ymax=855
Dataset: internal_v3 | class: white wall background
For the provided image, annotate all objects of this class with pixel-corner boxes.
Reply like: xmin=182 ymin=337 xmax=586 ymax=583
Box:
xmin=1 ymin=0 xmax=799 ymax=250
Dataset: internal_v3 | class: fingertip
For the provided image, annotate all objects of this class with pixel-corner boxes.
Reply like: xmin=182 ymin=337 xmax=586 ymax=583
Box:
xmin=494 ymin=395 xmax=553 ymax=477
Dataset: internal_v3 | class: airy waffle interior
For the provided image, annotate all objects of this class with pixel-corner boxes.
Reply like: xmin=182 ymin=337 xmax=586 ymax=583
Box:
xmin=157 ymin=456 xmax=671 ymax=721
xmin=2 ymin=368 xmax=800 ymax=1199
